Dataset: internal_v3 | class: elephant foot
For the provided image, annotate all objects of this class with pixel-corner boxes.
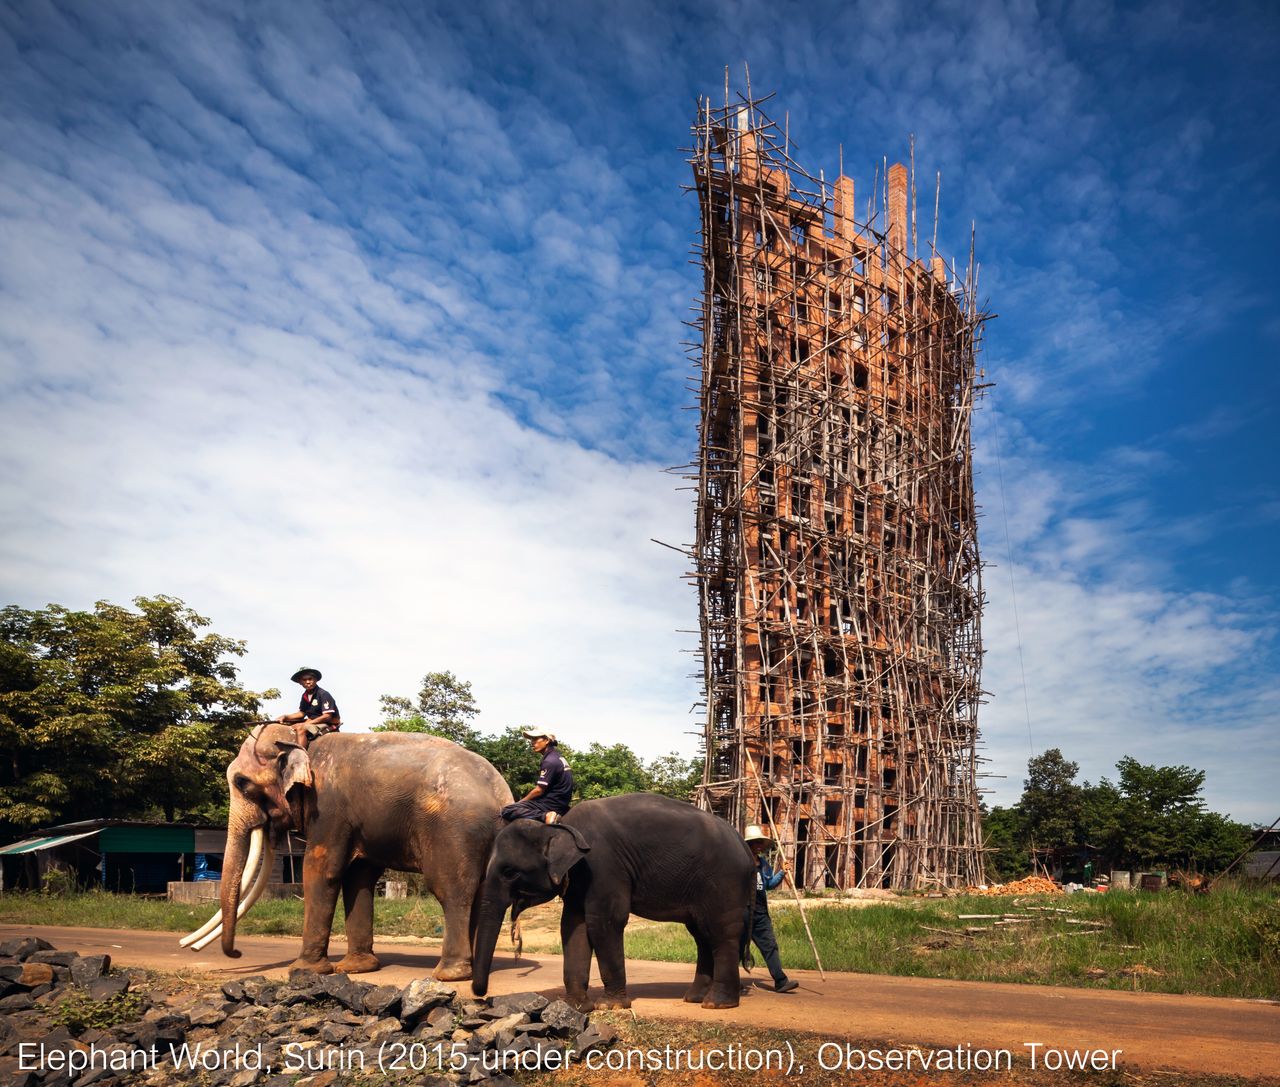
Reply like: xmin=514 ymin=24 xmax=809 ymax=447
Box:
xmin=335 ymin=951 xmax=381 ymax=974
xmin=433 ymin=959 xmax=472 ymax=982
xmin=288 ymin=956 xmax=334 ymax=975
xmin=682 ymin=982 xmax=712 ymax=1004
xmin=565 ymin=990 xmax=593 ymax=1013
xmin=701 ymin=984 xmax=740 ymax=1010
xmin=594 ymin=994 xmax=631 ymax=1010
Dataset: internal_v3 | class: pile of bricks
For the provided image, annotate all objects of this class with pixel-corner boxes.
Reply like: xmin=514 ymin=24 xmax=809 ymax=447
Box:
xmin=966 ymin=876 xmax=1063 ymax=896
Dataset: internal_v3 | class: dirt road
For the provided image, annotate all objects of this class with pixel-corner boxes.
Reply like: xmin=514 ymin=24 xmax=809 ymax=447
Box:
xmin=4 ymin=923 xmax=1278 ymax=1079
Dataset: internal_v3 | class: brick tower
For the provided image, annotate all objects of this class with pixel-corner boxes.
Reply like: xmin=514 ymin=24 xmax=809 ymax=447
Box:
xmin=689 ymin=94 xmax=986 ymax=889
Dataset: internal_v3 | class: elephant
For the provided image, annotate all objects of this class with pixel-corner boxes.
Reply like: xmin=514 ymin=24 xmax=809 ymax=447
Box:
xmin=470 ymin=792 xmax=755 ymax=1010
xmin=181 ymin=724 xmax=512 ymax=979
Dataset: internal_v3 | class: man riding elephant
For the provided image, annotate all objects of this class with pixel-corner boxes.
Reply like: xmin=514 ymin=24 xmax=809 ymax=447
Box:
xmin=500 ymin=727 xmax=573 ymax=824
xmin=275 ymin=667 xmax=340 ymax=750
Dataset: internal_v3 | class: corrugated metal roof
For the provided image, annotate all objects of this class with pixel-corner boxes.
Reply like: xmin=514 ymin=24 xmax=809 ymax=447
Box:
xmin=0 ymin=830 xmax=100 ymax=856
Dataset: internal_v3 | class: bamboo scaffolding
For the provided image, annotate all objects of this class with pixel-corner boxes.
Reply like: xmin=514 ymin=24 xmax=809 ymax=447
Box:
xmin=686 ymin=88 xmax=987 ymax=890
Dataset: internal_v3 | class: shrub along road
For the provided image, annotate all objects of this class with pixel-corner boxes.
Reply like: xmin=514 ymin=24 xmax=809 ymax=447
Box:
xmin=2 ymin=923 xmax=1277 ymax=1080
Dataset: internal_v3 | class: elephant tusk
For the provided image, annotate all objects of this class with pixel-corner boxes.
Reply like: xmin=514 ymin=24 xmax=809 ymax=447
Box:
xmin=189 ymin=842 xmax=274 ymax=952
xmin=180 ymin=826 xmax=264 ymax=948
xmin=509 ymin=917 xmax=523 ymax=961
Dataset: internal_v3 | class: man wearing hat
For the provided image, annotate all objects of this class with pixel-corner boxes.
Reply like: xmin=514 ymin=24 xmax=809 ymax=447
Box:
xmin=744 ymin=824 xmax=799 ymax=993
xmin=275 ymin=668 xmax=341 ymax=750
xmin=500 ymin=728 xmax=574 ymax=823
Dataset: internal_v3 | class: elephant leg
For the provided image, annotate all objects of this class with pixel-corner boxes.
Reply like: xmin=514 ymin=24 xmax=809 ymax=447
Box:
xmin=560 ymin=900 xmax=592 ymax=1011
xmin=585 ymin=901 xmax=630 ymax=1010
xmin=703 ymin=907 xmax=744 ymax=1009
xmin=290 ymin=842 xmax=343 ymax=973
xmin=683 ymin=922 xmax=714 ymax=1004
xmin=335 ymin=860 xmax=383 ymax=974
xmin=434 ymin=883 xmax=476 ymax=981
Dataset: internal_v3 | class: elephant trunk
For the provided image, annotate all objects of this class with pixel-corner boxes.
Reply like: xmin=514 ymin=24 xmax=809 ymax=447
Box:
xmin=469 ymin=869 xmax=511 ymax=997
xmin=218 ymin=803 xmax=261 ymax=958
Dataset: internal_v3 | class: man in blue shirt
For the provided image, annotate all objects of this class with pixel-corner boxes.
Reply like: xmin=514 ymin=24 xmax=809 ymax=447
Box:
xmin=501 ymin=728 xmax=574 ymax=823
xmin=275 ymin=667 xmax=341 ymax=750
xmin=745 ymin=824 xmax=799 ymax=993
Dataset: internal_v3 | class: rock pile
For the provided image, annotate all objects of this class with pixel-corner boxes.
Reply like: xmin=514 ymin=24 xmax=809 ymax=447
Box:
xmin=1 ymin=938 xmax=618 ymax=1086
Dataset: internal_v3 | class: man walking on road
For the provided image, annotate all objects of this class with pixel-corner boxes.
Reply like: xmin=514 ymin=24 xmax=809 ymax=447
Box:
xmin=745 ymin=823 xmax=799 ymax=993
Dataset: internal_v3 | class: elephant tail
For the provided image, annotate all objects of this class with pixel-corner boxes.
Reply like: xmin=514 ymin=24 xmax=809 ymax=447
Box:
xmin=740 ymin=895 xmax=757 ymax=970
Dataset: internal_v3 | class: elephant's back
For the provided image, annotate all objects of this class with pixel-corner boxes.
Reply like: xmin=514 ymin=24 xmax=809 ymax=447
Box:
xmin=313 ymin=732 xmax=513 ymax=809
xmin=569 ymin=793 xmax=754 ymax=877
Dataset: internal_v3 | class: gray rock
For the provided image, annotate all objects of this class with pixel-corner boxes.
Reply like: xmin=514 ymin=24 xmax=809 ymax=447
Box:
xmin=220 ymin=981 xmax=246 ymax=1003
xmin=88 ymin=975 xmax=130 ymax=1000
xmin=187 ymin=1003 xmax=227 ymax=1027
xmin=152 ymin=1013 xmax=188 ymax=1044
xmin=228 ymin=1070 xmax=261 ymax=1087
xmin=0 ymin=937 xmax=53 ymax=961
xmin=238 ymin=977 xmax=273 ymax=1003
xmin=366 ymin=1017 xmax=401 ymax=1042
xmin=363 ymin=984 xmax=401 ymax=1018
xmin=70 ymin=955 xmax=111 ymax=988
xmin=521 ymin=1038 xmax=570 ymax=1070
xmin=573 ymin=1021 xmax=618 ymax=1057
xmin=0 ymin=992 xmax=35 ymax=1012
xmin=490 ymin=991 xmax=549 ymax=1016
xmin=282 ymin=973 xmax=325 ymax=1005
xmin=318 ymin=974 xmax=364 ymax=1013
xmin=399 ymin=978 xmax=455 ymax=1023
xmin=474 ymin=1012 xmax=529 ymax=1047
xmin=27 ymin=950 xmax=78 ymax=968
xmin=319 ymin=1021 xmax=353 ymax=1044
xmin=538 ymin=999 xmax=588 ymax=1036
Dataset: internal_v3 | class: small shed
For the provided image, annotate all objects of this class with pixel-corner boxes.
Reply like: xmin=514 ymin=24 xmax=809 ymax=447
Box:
xmin=0 ymin=820 xmax=303 ymax=894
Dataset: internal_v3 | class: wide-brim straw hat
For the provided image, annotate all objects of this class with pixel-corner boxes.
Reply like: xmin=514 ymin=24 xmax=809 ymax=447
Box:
xmin=290 ymin=667 xmax=322 ymax=683
xmin=743 ymin=824 xmax=772 ymax=843
xmin=521 ymin=727 xmax=556 ymax=742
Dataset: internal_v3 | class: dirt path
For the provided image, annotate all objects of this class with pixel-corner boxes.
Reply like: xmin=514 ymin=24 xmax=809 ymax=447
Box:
xmin=4 ymin=923 xmax=1278 ymax=1079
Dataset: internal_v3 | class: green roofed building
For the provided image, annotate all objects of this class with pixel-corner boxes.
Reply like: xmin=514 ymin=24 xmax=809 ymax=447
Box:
xmin=0 ymin=820 xmax=303 ymax=894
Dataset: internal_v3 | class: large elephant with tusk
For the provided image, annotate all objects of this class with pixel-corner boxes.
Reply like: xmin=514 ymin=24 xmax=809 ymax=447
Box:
xmin=182 ymin=724 xmax=512 ymax=978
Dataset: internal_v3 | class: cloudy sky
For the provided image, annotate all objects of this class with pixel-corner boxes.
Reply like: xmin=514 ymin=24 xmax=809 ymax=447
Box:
xmin=2 ymin=0 xmax=1276 ymax=823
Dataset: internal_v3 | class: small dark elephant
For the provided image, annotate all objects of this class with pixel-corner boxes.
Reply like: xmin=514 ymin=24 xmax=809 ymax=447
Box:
xmin=470 ymin=792 xmax=755 ymax=1010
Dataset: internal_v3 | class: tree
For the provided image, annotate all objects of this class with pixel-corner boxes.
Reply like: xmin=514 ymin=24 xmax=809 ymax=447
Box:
xmin=374 ymin=671 xmax=480 ymax=746
xmin=376 ymin=670 xmax=703 ymax=807
xmin=981 ymin=803 xmax=1027 ymax=882
xmin=0 ymin=596 xmax=274 ymax=834
xmin=1096 ymin=757 xmax=1250 ymax=871
xmin=1020 ymin=748 xmax=1084 ymax=862
xmin=570 ymin=743 xmax=651 ymax=800
xmin=645 ymin=753 xmax=702 ymax=802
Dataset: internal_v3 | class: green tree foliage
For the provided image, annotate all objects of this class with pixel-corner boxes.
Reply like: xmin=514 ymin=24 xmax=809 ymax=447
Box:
xmin=645 ymin=753 xmax=703 ymax=802
xmin=982 ymin=749 xmax=1251 ymax=878
xmin=570 ymin=743 xmax=650 ymax=800
xmin=0 ymin=597 xmax=274 ymax=835
xmin=374 ymin=671 xmax=479 ymax=746
xmin=981 ymin=803 xmax=1027 ymax=882
xmin=1020 ymin=748 xmax=1084 ymax=855
xmin=376 ymin=675 xmax=703 ymax=803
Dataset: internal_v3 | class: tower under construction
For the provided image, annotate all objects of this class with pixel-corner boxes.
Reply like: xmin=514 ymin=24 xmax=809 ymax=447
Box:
xmin=689 ymin=92 xmax=986 ymax=889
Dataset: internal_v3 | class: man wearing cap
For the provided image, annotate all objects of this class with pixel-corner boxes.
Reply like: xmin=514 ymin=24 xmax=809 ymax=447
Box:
xmin=500 ymin=729 xmax=574 ymax=824
xmin=275 ymin=668 xmax=341 ymax=750
xmin=744 ymin=824 xmax=799 ymax=993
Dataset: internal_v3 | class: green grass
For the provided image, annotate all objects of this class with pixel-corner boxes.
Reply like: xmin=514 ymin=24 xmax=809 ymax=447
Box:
xmin=5 ymin=885 xmax=1277 ymax=1000
xmin=0 ymin=889 xmax=442 ymax=937
xmin=627 ymin=886 xmax=1280 ymax=1000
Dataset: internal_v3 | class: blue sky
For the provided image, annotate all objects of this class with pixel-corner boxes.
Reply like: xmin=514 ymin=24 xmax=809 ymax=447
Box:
xmin=1 ymin=0 xmax=1276 ymax=823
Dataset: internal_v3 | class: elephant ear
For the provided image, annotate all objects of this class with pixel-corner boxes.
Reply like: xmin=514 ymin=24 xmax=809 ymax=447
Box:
xmin=544 ymin=823 xmax=589 ymax=886
xmin=279 ymin=746 xmax=312 ymax=795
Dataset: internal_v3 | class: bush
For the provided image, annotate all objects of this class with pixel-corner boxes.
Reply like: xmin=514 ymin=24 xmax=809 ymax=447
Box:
xmin=51 ymin=989 xmax=146 ymax=1034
